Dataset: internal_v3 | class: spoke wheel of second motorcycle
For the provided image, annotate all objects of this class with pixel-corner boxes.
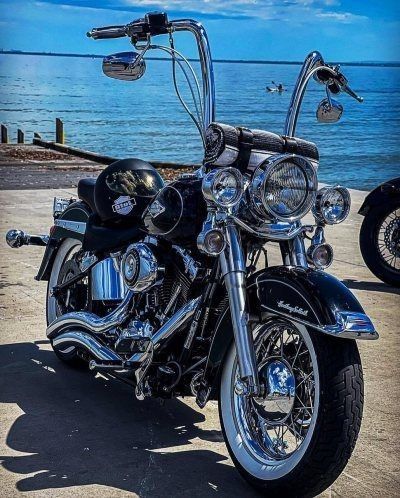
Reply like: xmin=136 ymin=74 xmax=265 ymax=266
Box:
xmin=219 ymin=317 xmax=363 ymax=497
xmin=47 ymin=238 xmax=88 ymax=366
xmin=360 ymin=202 xmax=400 ymax=287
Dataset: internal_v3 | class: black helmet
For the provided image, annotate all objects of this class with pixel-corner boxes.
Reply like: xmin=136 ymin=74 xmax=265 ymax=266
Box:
xmin=94 ymin=158 xmax=164 ymax=225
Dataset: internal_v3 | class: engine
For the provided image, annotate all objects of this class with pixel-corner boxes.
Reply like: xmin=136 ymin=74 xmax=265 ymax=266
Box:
xmin=114 ymin=241 xmax=201 ymax=355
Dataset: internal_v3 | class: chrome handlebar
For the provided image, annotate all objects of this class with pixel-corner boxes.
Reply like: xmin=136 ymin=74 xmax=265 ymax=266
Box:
xmin=88 ymin=14 xmax=216 ymax=134
xmin=284 ymin=50 xmax=363 ymax=137
xmin=89 ymin=18 xmax=361 ymax=142
xmin=171 ymin=19 xmax=215 ymax=130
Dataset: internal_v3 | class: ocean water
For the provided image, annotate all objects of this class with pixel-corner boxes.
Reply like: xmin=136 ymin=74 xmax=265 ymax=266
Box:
xmin=0 ymin=54 xmax=399 ymax=191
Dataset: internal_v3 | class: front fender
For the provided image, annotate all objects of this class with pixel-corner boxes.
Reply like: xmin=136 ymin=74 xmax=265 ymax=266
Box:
xmin=358 ymin=178 xmax=400 ymax=216
xmin=202 ymin=266 xmax=377 ymax=401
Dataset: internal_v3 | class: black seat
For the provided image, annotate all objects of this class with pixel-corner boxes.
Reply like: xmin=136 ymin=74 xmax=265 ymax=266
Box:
xmin=82 ymin=214 xmax=143 ymax=252
xmin=77 ymin=178 xmax=97 ymax=213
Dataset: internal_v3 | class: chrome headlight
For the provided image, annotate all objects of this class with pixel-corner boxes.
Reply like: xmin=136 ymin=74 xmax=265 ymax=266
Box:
xmin=250 ymin=154 xmax=318 ymax=221
xmin=312 ymin=186 xmax=351 ymax=224
xmin=202 ymin=167 xmax=243 ymax=208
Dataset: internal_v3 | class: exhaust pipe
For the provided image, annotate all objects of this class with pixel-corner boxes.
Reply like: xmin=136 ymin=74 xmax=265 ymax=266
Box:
xmin=47 ymin=290 xmax=135 ymax=338
xmin=49 ymin=296 xmax=201 ymax=371
xmin=52 ymin=330 xmax=123 ymax=363
xmin=6 ymin=229 xmax=49 ymax=248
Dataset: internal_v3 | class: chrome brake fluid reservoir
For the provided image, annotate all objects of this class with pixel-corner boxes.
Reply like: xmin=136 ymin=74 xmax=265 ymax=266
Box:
xmin=91 ymin=258 xmax=125 ymax=301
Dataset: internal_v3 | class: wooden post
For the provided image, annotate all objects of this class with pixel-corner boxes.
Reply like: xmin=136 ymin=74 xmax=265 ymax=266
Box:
xmin=55 ymin=118 xmax=64 ymax=144
xmin=1 ymin=124 xmax=8 ymax=144
xmin=17 ymin=129 xmax=24 ymax=144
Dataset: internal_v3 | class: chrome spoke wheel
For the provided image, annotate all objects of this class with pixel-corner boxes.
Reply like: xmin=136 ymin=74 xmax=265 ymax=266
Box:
xmin=220 ymin=315 xmax=363 ymax=493
xmin=231 ymin=320 xmax=318 ymax=469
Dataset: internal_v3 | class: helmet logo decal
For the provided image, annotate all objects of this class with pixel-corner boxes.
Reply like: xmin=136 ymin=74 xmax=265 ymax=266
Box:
xmin=112 ymin=196 xmax=136 ymax=216
xmin=148 ymin=199 xmax=166 ymax=218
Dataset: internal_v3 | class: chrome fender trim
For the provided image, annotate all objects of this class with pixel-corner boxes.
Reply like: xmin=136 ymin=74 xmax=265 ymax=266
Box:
xmin=259 ymin=306 xmax=378 ymax=340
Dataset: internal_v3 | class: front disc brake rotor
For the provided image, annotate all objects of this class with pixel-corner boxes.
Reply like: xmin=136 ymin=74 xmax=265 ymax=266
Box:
xmin=384 ymin=217 xmax=400 ymax=258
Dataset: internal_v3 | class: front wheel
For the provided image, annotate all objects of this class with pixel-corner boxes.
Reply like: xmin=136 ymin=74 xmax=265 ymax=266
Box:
xmin=219 ymin=318 xmax=363 ymax=497
xmin=359 ymin=202 xmax=400 ymax=287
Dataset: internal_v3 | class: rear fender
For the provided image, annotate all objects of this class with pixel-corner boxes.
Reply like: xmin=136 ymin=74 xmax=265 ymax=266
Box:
xmin=36 ymin=201 xmax=91 ymax=281
xmin=202 ymin=266 xmax=377 ymax=401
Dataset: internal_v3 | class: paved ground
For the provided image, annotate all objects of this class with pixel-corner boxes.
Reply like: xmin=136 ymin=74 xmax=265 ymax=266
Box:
xmin=0 ymin=186 xmax=399 ymax=497
xmin=0 ymin=145 xmax=194 ymax=189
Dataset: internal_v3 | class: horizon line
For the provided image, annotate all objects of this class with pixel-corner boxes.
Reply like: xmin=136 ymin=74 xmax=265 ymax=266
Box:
xmin=1 ymin=49 xmax=399 ymax=67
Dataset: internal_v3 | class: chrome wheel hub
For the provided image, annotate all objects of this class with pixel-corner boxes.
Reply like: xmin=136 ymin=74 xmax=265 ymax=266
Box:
xmin=254 ymin=359 xmax=295 ymax=424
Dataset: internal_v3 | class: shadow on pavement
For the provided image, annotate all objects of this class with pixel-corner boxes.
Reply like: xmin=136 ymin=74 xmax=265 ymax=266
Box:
xmin=343 ymin=279 xmax=400 ymax=295
xmin=0 ymin=342 xmax=257 ymax=497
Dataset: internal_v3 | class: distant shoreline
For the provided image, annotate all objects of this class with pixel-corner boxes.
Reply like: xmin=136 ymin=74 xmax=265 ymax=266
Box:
xmin=1 ymin=50 xmax=399 ymax=67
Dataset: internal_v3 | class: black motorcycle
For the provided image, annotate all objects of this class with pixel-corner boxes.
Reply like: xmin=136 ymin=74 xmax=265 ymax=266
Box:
xmin=359 ymin=178 xmax=400 ymax=287
xmin=6 ymin=12 xmax=378 ymax=497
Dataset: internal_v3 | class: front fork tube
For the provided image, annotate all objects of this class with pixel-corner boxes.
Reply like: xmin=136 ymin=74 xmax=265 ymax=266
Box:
xmin=290 ymin=235 xmax=308 ymax=268
xmin=219 ymin=223 xmax=260 ymax=396
xmin=280 ymin=228 xmax=309 ymax=268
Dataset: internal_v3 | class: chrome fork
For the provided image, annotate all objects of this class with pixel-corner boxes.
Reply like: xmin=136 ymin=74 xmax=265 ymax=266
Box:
xmin=219 ymin=222 xmax=260 ymax=396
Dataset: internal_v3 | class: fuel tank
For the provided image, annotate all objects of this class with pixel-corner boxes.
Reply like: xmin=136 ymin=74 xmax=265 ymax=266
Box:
xmin=143 ymin=176 xmax=207 ymax=245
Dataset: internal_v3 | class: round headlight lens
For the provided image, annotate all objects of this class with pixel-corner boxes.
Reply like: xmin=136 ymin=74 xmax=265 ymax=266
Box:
xmin=250 ymin=155 xmax=318 ymax=221
xmin=202 ymin=167 xmax=243 ymax=207
xmin=312 ymin=186 xmax=351 ymax=224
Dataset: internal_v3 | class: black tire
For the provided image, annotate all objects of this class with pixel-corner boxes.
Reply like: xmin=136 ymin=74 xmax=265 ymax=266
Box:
xmin=359 ymin=202 xmax=400 ymax=287
xmin=219 ymin=322 xmax=363 ymax=498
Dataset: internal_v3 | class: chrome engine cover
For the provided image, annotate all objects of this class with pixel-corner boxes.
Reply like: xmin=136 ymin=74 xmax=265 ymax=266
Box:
xmin=91 ymin=257 xmax=125 ymax=301
xmin=121 ymin=243 xmax=162 ymax=292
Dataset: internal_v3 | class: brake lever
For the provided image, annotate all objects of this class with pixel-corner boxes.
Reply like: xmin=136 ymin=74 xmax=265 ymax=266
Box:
xmin=341 ymin=84 xmax=364 ymax=103
xmin=333 ymin=69 xmax=364 ymax=103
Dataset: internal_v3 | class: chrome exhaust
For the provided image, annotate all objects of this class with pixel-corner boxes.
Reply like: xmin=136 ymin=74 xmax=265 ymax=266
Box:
xmin=52 ymin=330 xmax=123 ymax=363
xmin=49 ymin=295 xmax=201 ymax=373
xmin=6 ymin=229 xmax=49 ymax=248
xmin=47 ymin=290 xmax=135 ymax=338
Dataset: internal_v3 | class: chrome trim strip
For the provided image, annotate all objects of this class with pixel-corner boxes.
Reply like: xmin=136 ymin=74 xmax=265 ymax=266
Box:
xmin=54 ymin=219 xmax=86 ymax=235
xmin=230 ymin=216 xmax=307 ymax=241
xmin=261 ymin=305 xmax=378 ymax=340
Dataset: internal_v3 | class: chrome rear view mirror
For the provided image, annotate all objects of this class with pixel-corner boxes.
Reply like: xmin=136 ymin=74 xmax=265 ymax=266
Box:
xmin=316 ymin=98 xmax=343 ymax=123
xmin=102 ymin=52 xmax=146 ymax=81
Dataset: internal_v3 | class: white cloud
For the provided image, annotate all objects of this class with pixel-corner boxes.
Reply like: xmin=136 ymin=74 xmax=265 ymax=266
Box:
xmin=316 ymin=11 xmax=368 ymax=23
xmin=120 ymin=0 xmax=367 ymax=23
xmin=33 ymin=0 xmax=370 ymax=25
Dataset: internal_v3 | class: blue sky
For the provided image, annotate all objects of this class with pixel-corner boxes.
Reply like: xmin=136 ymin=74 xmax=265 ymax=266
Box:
xmin=0 ymin=1 xmax=399 ymax=61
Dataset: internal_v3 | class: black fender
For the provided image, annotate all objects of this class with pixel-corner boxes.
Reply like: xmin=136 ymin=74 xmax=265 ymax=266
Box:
xmin=358 ymin=177 xmax=400 ymax=216
xmin=202 ymin=266 xmax=377 ymax=401
xmin=35 ymin=201 xmax=91 ymax=281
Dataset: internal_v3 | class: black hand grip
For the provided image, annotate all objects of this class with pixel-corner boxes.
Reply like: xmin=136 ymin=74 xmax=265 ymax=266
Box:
xmin=87 ymin=25 xmax=127 ymax=39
